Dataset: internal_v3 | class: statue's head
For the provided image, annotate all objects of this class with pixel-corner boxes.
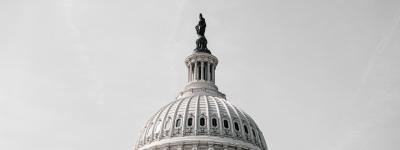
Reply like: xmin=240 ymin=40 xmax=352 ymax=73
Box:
xmin=199 ymin=13 xmax=203 ymax=20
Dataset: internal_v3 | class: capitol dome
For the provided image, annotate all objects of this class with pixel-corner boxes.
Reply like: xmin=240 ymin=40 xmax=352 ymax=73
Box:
xmin=135 ymin=14 xmax=267 ymax=150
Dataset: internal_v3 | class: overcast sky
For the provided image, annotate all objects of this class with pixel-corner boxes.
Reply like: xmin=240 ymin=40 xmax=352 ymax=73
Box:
xmin=1 ymin=0 xmax=400 ymax=150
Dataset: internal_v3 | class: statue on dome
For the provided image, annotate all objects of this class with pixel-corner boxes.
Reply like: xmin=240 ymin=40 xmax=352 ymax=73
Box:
xmin=195 ymin=13 xmax=206 ymax=36
xmin=194 ymin=13 xmax=211 ymax=54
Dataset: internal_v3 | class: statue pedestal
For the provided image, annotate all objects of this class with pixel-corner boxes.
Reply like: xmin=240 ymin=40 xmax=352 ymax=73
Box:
xmin=195 ymin=36 xmax=211 ymax=54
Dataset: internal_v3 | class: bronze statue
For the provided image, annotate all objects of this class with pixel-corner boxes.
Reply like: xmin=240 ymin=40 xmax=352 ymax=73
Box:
xmin=194 ymin=13 xmax=211 ymax=54
xmin=196 ymin=13 xmax=206 ymax=36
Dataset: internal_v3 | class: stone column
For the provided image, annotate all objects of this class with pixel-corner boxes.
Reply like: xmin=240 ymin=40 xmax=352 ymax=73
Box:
xmin=207 ymin=62 xmax=211 ymax=81
xmin=212 ymin=65 xmax=216 ymax=82
xmin=189 ymin=63 xmax=193 ymax=82
xmin=201 ymin=61 xmax=204 ymax=80
xmin=188 ymin=64 xmax=190 ymax=82
xmin=194 ymin=61 xmax=198 ymax=81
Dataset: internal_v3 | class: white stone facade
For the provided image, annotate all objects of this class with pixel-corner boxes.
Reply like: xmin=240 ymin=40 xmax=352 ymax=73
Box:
xmin=135 ymin=52 xmax=268 ymax=150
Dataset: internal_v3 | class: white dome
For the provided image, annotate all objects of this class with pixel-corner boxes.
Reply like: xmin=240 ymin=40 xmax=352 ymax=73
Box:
xmin=135 ymin=93 xmax=267 ymax=150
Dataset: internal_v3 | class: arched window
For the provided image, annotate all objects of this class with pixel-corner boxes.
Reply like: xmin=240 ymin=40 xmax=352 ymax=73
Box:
xmin=223 ymin=120 xmax=229 ymax=129
xmin=200 ymin=117 xmax=205 ymax=126
xmin=187 ymin=118 xmax=193 ymax=126
xmin=212 ymin=118 xmax=218 ymax=127
xmin=154 ymin=120 xmax=162 ymax=133
xmin=244 ymin=125 xmax=248 ymax=134
xmin=175 ymin=118 xmax=181 ymax=127
xmin=164 ymin=118 xmax=172 ymax=130
xmin=234 ymin=122 xmax=240 ymax=131
xmin=252 ymin=129 xmax=256 ymax=137
xmin=146 ymin=123 xmax=154 ymax=137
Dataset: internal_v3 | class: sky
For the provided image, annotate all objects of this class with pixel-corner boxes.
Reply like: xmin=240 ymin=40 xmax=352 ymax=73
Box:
xmin=0 ymin=0 xmax=400 ymax=150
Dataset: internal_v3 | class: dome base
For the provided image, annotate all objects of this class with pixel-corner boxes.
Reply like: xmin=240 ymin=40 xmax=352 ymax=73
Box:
xmin=138 ymin=136 xmax=264 ymax=150
xmin=177 ymin=81 xmax=225 ymax=99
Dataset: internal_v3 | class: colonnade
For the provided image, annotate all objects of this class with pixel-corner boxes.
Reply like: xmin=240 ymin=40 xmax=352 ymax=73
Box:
xmin=188 ymin=61 xmax=215 ymax=82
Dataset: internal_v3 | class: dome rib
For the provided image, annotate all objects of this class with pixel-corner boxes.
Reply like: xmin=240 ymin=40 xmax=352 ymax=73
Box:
xmin=141 ymin=105 xmax=164 ymax=144
xmin=181 ymin=96 xmax=194 ymax=136
xmin=218 ymin=97 xmax=234 ymax=136
xmin=194 ymin=95 xmax=200 ymax=135
xmin=149 ymin=104 xmax=165 ymax=141
xmin=169 ymin=97 xmax=186 ymax=137
xmin=225 ymin=99 xmax=245 ymax=138
xmin=205 ymin=95 xmax=210 ymax=134
xmin=157 ymin=100 xmax=176 ymax=139
xmin=227 ymin=102 xmax=249 ymax=140
xmin=209 ymin=96 xmax=223 ymax=135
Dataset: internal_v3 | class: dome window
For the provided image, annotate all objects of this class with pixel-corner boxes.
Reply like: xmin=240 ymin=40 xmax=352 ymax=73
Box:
xmin=244 ymin=125 xmax=248 ymax=134
xmin=200 ymin=117 xmax=206 ymax=126
xmin=164 ymin=118 xmax=172 ymax=130
xmin=234 ymin=122 xmax=240 ymax=131
xmin=146 ymin=123 xmax=154 ymax=137
xmin=223 ymin=120 xmax=229 ymax=129
xmin=187 ymin=117 xmax=193 ymax=126
xmin=175 ymin=118 xmax=181 ymax=127
xmin=211 ymin=118 xmax=218 ymax=127
xmin=154 ymin=121 xmax=162 ymax=133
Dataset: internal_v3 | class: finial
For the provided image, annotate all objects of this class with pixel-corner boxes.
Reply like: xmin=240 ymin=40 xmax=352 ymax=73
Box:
xmin=194 ymin=13 xmax=211 ymax=54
